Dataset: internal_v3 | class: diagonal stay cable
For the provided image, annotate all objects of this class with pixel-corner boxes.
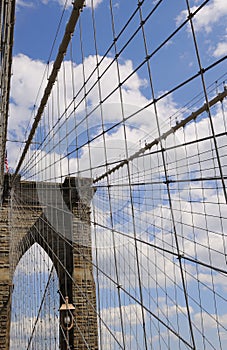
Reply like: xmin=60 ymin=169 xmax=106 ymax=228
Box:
xmin=15 ymin=0 xmax=218 ymax=179
xmin=26 ymin=265 xmax=54 ymax=350
xmin=12 ymin=188 xmax=191 ymax=348
xmin=12 ymin=186 xmax=224 ymax=348
xmin=13 ymin=0 xmax=85 ymax=180
xmin=94 ymin=87 xmax=227 ymax=183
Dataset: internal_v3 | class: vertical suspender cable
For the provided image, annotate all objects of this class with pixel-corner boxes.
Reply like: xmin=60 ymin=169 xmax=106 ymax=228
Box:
xmin=13 ymin=0 xmax=85 ymax=179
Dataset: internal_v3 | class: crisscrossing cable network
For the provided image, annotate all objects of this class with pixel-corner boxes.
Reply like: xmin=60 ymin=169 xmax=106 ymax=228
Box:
xmin=0 ymin=0 xmax=226 ymax=349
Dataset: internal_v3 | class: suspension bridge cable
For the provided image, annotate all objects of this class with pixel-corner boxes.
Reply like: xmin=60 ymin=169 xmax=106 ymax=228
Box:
xmin=8 ymin=0 xmax=227 ymax=348
xmin=17 ymin=66 xmax=227 ymax=181
xmin=94 ymin=88 xmax=227 ymax=183
xmin=13 ymin=0 xmax=85 ymax=178
xmin=14 ymin=0 xmax=224 ymax=179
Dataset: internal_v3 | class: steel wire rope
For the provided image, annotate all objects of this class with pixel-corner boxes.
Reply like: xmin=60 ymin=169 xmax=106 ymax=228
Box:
xmin=17 ymin=0 xmax=163 ymax=162
xmin=10 ymin=188 xmax=123 ymax=343
xmin=91 ymin=211 xmax=227 ymax=276
xmin=96 ymin=193 xmax=227 ymax=262
xmin=134 ymin=233 xmax=227 ymax=321
xmin=120 ymin=5 xmax=199 ymax=346
xmin=167 ymin=75 xmax=227 ymax=126
xmin=196 ymin=88 xmax=224 ymax=350
xmin=23 ymin=136 xmax=227 ymax=184
xmin=11 ymin=186 xmax=227 ymax=348
xmin=10 ymin=181 xmax=198 ymax=348
xmin=185 ymin=0 xmax=227 ymax=208
xmin=23 ymin=64 xmax=222 ymax=180
xmin=186 ymin=5 xmax=227 ymax=342
xmin=109 ymin=0 xmax=149 ymax=346
xmin=11 ymin=175 xmax=225 ymax=290
xmin=26 ymin=266 xmax=55 ymax=350
xmin=131 ymin=247 xmax=225 ymax=350
xmin=18 ymin=83 xmax=227 ymax=189
xmin=93 ymin=89 xmax=227 ymax=183
xmin=10 ymin=176 xmax=227 ymax=274
xmin=9 ymin=223 xmax=57 ymax=348
xmin=18 ymin=64 xmax=227 ymax=182
xmin=12 ymin=0 xmax=151 ymax=175
xmin=14 ymin=0 xmax=73 ymax=161
xmin=93 ymin=148 xmax=227 ymax=192
xmin=135 ymin=240 xmax=227 ymax=316
xmin=15 ymin=0 xmax=217 ymax=178
xmin=14 ymin=170 xmax=227 ymax=209
xmin=91 ymin=0 xmax=128 ymax=347
xmin=50 ymin=0 xmax=209 ymax=134
xmin=184 ymin=5 xmax=227 ymax=342
xmin=13 ymin=0 xmax=86 ymax=178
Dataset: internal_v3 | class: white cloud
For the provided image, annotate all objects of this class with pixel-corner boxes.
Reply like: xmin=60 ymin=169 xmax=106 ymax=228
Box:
xmin=9 ymin=54 xmax=46 ymax=152
xmin=213 ymin=38 xmax=227 ymax=57
xmin=85 ymin=0 xmax=103 ymax=8
xmin=99 ymin=304 xmax=146 ymax=348
xmin=198 ymin=272 xmax=227 ymax=291
xmin=92 ymin=228 xmax=191 ymax=290
xmin=16 ymin=0 xmax=103 ymax=9
xmin=176 ymin=0 xmax=227 ymax=33
xmin=16 ymin=0 xmax=34 ymax=8
xmin=10 ymin=314 xmax=59 ymax=349
xmin=10 ymin=250 xmax=59 ymax=349
xmin=101 ymin=303 xmax=144 ymax=328
xmin=99 ymin=326 xmax=133 ymax=349
xmin=194 ymin=311 xmax=227 ymax=330
xmin=7 ymin=2 xmax=227 ymax=349
xmin=8 ymin=53 xmax=152 ymax=171
xmin=10 ymin=54 xmax=49 ymax=108
xmin=41 ymin=0 xmax=103 ymax=9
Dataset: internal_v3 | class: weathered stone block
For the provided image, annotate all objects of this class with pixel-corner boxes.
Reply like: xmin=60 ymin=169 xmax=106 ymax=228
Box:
xmin=0 ymin=175 xmax=98 ymax=349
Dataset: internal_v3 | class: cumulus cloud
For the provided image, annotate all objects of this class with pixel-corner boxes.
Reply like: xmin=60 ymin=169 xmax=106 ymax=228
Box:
xmin=41 ymin=0 xmax=103 ymax=9
xmin=213 ymin=38 xmax=227 ymax=57
xmin=10 ymin=55 xmax=46 ymax=108
xmin=16 ymin=0 xmax=104 ymax=10
xmin=194 ymin=311 xmax=227 ymax=329
xmin=99 ymin=304 xmax=146 ymax=348
xmin=193 ymin=311 xmax=227 ymax=347
xmin=16 ymin=0 xmax=34 ymax=8
xmin=85 ymin=0 xmax=103 ymax=8
xmin=10 ymin=248 xmax=59 ymax=349
xmin=8 ymin=53 xmax=153 ymax=171
xmin=176 ymin=0 xmax=227 ymax=33
xmin=101 ymin=303 xmax=145 ymax=328
xmin=10 ymin=314 xmax=59 ymax=349
xmin=8 ymin=15 xmax=227 ymax=344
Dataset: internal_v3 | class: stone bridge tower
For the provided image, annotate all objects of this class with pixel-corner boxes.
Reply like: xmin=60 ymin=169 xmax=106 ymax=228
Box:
xmin=0 ymin=174 xmax=98 ymax=349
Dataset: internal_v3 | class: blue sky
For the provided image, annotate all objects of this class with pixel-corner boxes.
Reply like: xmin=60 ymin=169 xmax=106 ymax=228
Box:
xmin=9 ymin=0 xmax=227 ymax=349
xmin=9 ymin=0 xmax=227 ymax=162
xmin=7 ymin=0 xmax=227 ymax=186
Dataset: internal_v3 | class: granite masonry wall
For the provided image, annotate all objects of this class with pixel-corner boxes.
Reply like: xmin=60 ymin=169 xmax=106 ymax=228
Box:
xmin=0 ymin=174 xmax=98 ymax=349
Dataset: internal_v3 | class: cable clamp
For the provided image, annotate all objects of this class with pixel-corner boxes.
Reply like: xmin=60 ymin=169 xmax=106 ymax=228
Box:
xmin=177 ymin=254 xmax=184 ymax=260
